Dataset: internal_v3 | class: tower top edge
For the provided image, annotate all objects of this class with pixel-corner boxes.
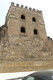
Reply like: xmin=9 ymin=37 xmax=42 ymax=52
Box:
xmin=11 ymin=2 xmax=42 ymax=14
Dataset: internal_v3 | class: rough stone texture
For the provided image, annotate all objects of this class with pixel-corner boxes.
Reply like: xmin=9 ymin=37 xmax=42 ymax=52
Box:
xmin=0 ymin=2 xmax=53 ymax=73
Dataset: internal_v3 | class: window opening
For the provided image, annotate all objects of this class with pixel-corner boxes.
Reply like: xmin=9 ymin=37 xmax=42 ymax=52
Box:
xmin=21 ymin=15 xmax=25 ymax=19
xmin=32 ymin=17 xmax=36 ymax=22
xmin=21 ymin=27 xmax=25 ymax=33
xmin=34 ymin=29 xmax=38 ymax=35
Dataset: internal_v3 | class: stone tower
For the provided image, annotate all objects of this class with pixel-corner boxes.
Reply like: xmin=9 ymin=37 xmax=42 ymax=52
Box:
xmin=0 ymin=2 xmax=53 ymax=73
xmin=4 ymin=2 xmax=47 ymax=60
xmin=6 ymin=2 xmax=47 ymax=40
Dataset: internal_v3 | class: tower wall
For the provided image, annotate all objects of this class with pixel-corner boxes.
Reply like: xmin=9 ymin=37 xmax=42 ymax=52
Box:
xmin=6 ymin=2 xmax=47 ymax=41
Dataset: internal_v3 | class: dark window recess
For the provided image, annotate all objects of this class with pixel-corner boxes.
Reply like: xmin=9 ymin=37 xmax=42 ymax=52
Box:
xmin=32 ymin=17 xmax=36 ymax=22
xmin=34 ymin=29 xmax=38 ymax=35
xmin=21 ymin=15 xmax=25 ymax=19
xmin=21 ymin=27 xmax=25 ymax=33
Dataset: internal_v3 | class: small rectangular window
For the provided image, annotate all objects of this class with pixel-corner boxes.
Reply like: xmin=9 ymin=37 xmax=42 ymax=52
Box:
xmin=21 ymin=27 xmax=25 ymax=33
xmin=34 ymin=29 xmax=38 ymax=35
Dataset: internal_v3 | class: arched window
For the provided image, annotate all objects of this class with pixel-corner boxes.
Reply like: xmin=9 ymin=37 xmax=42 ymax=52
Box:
xmin=21 ymin=27 xmax=25 ymax=33
xmin=21 ymin=15 xmax=25 ymax=19
xmin=32 ymin=17 xmax=36 ymax=22
xmin=34 ymin=29 xmax=38 ymax=35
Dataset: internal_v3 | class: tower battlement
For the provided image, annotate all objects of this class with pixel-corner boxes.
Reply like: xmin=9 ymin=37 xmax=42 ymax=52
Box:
xmin=6 ymin=2 xmax=42 ymax=24
xmin=10 ymin=2 xmax=42 ymax=13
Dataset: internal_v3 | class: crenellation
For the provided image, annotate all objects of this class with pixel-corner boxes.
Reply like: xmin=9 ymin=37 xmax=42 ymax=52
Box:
xmin=21 ymin=5 xmax=24 ymax=8
xmin=33 ymin=8 xmax=36 ymax=11
xmin=11 ymin=2 xmax=14 ymax=6
xmin=25 ymin=6 xmax=28 ymax=9
xmin=16 ymin=4 xmax=19 ymax=7
xmin=29 ymin=7 xmax=32 ymax=10
xmin=47 ymin=36 xmax=53 ymax=41
xmin=10 ymin=2 xmax=42 ymax=14
xmin=37 ymin=10 xmax=42 ymax=13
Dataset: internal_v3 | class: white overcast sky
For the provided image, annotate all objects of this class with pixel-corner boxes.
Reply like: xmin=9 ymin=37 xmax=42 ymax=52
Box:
xmin=0 ymin=0 xmax=53 ymax=39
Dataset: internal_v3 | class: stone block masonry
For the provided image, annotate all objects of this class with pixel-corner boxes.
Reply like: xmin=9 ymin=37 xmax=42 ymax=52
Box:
xmin=0 ymin=2 xmax=53 ymax=72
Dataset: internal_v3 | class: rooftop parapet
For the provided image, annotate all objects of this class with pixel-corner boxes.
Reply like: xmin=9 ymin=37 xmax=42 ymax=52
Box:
xmin=33 ymin=8 xmax=36 ymax=11
xmin=6 ymin=2 xmax=42 ymax=23
xmin=21 ymin=5 xmax=24 ymax=8
xmin=11 ymin=2 xmax=14 ymax=6
xmin=47 ymin=36 xmax=53 ymax=41
xmin=25 ymin=6 xmax=28 ymax=9
xmin=10 ymin=2 xmax=42 ymax=13
xmin=16 ymin=4 xmax=19 ymax=7
xmin=29 ymin=7 xmax=32 ymax=11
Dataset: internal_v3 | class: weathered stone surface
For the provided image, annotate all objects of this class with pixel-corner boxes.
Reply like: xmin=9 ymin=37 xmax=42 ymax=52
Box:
xmin=0 ymin=2 xmax=53 ymax=73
